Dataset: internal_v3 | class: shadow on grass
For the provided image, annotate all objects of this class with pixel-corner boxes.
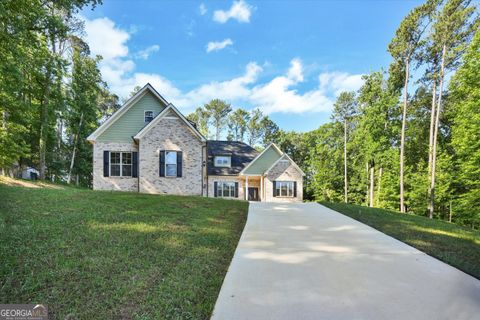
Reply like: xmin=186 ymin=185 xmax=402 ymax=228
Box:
xmin=320 ymin=201 xmax=480 ymax=280
xmin=0 ymin=184 xmax=248 ymax=320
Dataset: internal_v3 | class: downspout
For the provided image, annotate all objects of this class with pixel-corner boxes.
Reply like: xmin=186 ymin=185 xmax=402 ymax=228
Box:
xmin=132 ymin=136 xmax=140 ymax=193
xmin=204 ymin=142 xmax=208 ymax=197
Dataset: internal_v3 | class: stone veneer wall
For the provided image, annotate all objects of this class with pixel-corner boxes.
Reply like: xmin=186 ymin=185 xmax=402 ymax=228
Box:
xmin=264 ymin=159 xmax=303 ymax=202
xmin=138 ymin=111 xmax=205 ymax=195
xmin=93 ymin=142 xmax=139 ymax=191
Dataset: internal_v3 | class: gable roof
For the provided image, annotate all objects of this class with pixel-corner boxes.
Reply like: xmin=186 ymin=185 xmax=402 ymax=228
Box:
xmin=264 ymin=153 xmax=306 ymax=176
xmin=240 ymin=143 xmax=283 ymax=175
xmin=86 ymin=83 xmax=169 ymax=143
xmin=134 ymin=103 xmax=206 ymax=142
xmin=207 ymin=141 xmax=259 ymax=176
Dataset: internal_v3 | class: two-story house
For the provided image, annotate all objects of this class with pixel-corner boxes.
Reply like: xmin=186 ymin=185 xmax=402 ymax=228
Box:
xmin=87 ymin=84 xmax=304 ymax=202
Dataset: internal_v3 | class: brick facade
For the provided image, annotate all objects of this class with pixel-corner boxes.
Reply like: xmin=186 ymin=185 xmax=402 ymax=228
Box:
xmin=207 ymin=175 xmax=244 ymax=199
xmin=138 ymin=111 xmax=206 ymax=195
xmin=91 ymin=99 xmax=303 ymax=201
xmin=264 ymin=159 xmax=303 ymax=202
xmin=93 ymin=142 xmax=139 ymax=191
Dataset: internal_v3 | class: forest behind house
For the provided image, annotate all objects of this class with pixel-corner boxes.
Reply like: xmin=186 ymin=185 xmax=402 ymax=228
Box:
xmin=1 ymin=0 xmax=479 ymax=228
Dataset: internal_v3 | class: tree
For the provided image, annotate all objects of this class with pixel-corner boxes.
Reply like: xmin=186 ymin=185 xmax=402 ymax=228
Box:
xmin=260 ymin=116 xmax=280 ymax=147
xmin=204 ymin=99 xmax=232 ymax=140
xmin=306 ymin=123 xmax=344 ymax=202
xmin=66 ymin=37 xmax=102 ymax=185
xmin=187 ymin=107 xmax=210 ymax=138
xmin=228 ymin=108 xmax=249 ymax=142
xmin=354 ymin=72 xmax=400 ymax=208
xmin=388 ymin=0 xmax=437 ymax=212
xmin=426 ymin=0 xmax=479 ymax=218
xmin=449 ymin=30 xmax=480 ymax=227
xmin=332 ymin=91 xmax=357 ymax=203
xmin=246 ymin=108 xmax=263 ymax=147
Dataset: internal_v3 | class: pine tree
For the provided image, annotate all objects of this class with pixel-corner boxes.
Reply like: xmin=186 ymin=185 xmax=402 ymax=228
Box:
xmin=332 ymin=91 xmax=357 ymax=203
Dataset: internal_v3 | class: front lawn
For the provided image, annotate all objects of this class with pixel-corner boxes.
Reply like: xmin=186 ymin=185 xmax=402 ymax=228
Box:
xmin=0 ymin=177 xmax=248 ymax=319
xmin=320 ymin=201 xmax=480 ymax=279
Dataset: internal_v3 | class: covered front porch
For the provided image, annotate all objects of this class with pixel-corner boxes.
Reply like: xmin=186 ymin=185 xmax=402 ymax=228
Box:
xmin=241 ymin=175 xmax=266 ymax=202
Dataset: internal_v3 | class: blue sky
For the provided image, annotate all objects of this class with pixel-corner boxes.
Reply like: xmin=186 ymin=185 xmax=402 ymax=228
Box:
xmin=81 ymin=0 xmax=422 ymax=133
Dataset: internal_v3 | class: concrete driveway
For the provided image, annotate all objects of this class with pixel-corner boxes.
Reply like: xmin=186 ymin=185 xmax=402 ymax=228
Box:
xmin=211 ymin=202 xmax=480 ymax=320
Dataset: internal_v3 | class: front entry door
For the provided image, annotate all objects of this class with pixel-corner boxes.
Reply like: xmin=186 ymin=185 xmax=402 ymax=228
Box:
xmin=248 ymin=187 xmax=259 ymax=201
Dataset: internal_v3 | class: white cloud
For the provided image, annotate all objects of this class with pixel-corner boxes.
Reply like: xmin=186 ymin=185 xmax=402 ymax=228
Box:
xmin=213 ymin=0 xmax=253 ymax=23
xmin=206 ymin=38 xmax=233 ymax=53
xmin=250 ymin=61 xmax=364 ymax=114
xmin=319 ymin=72 xmax=364 ymax=96
xmin=135 ymin=45 xmax=159 ymax=60
xmin=84 ymin=17 xmax=130 ymax=60
xmin=82 ymin=16 xmax=363 ymax=115
xmin=184 ymin=62 xmax=262 ymax=103
xmin=199 ymin=3 xmax=207 ymax=15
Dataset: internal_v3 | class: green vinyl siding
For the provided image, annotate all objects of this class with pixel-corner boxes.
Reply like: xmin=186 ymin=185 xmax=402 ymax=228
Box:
xmin=243 ymin=146 xmax=282 ymax=175
xmin=98 ymin=91 xmax=167 ymax=142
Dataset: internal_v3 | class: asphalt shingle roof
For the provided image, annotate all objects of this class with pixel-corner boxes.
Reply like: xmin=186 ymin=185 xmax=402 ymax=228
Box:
xmin=207 ymin=140 xmax=259 ymax=176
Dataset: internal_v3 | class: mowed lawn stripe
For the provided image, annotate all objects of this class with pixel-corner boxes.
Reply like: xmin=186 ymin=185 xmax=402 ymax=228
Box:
xmin=321 ymin=201 xmax=480 ymax=280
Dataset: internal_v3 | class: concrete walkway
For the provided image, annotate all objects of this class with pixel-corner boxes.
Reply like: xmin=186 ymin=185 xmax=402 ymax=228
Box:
xmin=211 ymin=202 xmax=480 ymax=320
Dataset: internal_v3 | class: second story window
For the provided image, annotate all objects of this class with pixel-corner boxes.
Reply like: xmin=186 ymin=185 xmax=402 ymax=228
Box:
xmin=165 ymin=151 xmax=177 ymax=177
xmin=144 ymin=111 xmax=154 ymax=123
xmin=214 ymin=156 xmax=231 ymax=167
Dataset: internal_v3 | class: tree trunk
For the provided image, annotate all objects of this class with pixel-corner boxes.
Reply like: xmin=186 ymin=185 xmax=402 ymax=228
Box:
xmin=344 ymin=118 xmax=348 ymax=203
xmin=1 ymin=111 xmax=5 ymax=176
xmin=57 ymin=118 xmax=63 ymax=149
xmin=39 ymin=39 xmax=57 ymax=180
xmin=449 ymin=200 xmax=452 ymax=223
xmin=39 ymin=95 xmax=49 ymax=180
xmin=377 ymin=167 xmax=383 ymax=207
xmin=400 ymin=57 xmax=410 ymax=213
xmin=366 ymin=162 xmax=369 ymax=206
xmin=215 ymin=119 xmax=221 ymax=140
xmin=369 ymin=164 xmax=375 ymax=207
xmin=428 ymin=81 xmax=437 ymax=174
xmin=428 ymin=44 xmax=446 ymax=219
xmin=67 ymin=112 xmax=84 ymax=184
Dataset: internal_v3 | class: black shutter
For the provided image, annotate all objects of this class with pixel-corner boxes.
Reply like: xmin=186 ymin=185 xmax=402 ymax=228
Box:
xmin=132 ymin=152 xmax=138 ymax=178
xmin=214 ymin=181 xmax=218 ymax=197
xmin=159 ymin=150 xmax=165 ymax=177
xmin=103 ymin=151 xmax=109 ymax=177
xmin=235 ymin=182 xmax=239 ymax=198
xmin=293 ymin=181 xmax=297 ymax=197
xmin=273 ymin=181 xmax=277 ymax=197
xmin=177 ymin=151 xmax=183 ymax=177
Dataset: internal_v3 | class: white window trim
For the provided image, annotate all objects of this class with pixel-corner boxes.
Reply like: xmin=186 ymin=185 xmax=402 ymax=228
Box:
xmin=216 ymin=181 xmax=236 ymax=198
xmin=165 ymin=150 xmax=178 ymax=177
xmin=144 ymin=110 xmax=154 ymax=123
xmin=275 ymin=181 xmax=295 ymax=197
xmin=214 ymin=155 xmax=231 ymax=168
xmin=110 ymin=151 xmax=132 ymax=177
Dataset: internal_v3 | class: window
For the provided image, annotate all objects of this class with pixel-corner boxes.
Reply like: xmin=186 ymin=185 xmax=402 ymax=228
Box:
xmin=214 ymin=156 xmax=231 ymax=167
xmin=217 ymin=181 xmax=236 ymax=198
xmin=110 ymin=152 xmax=132 ymax=177
xmin=165 ymin=151 xmax=177 ymax=177
xmin=275 ymin=181 xmax=294 ymax=197
xmin=144 ymin=111 xmax=154 ymax=123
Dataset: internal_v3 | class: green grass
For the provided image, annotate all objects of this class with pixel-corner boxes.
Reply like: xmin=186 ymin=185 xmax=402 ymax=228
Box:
xmin=0 ymin=177 xmax=248 ymax=319
xmin=320 ymin=201 xmax=480 ymax=279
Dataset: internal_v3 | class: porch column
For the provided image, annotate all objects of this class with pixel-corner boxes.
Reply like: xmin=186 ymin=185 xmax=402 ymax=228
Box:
xmin=245 ymin=176 xmax=249 ymax=200
xmin=260 ymin=175 xmax=263 ymax=202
